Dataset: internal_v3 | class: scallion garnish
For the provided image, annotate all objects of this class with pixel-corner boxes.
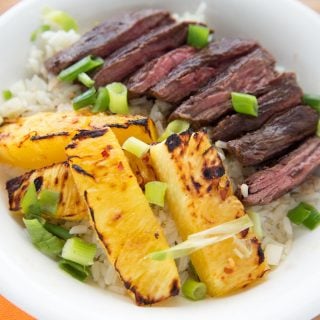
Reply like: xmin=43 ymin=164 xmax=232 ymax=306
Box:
xmin=38 ymin=190 xmax=60 ymax=215
xmin=59 ymin=259 xmax=90 ymax=281
xmin=231 ymin=92 xmax=259 ymax=117
xmin=146 ymin=215 xmax=253 ymax=260
xmin=106 ymin=82 xmax=129 ymax=114
xmin=144 ymin=181 xmax=167 ymax=207
xmin=2 ymin=90 xmax=13 ymax=101
xmin=287 ymin=202 xmax=312 ymax=225
xmin=247 ymin=210 xmax=263 ymax=239
xmin=158 ymin=120 xmax=190 ymax=142
xmin=303 ymin=211 xmax=320 ymax=230
xmin=61 ymin=237 xmax=97 ymax=266
xmin=44 ymin=222 xmax=72 ymax=240
xmin=43 ymin=8 xmax=78 ymax=32
xmin=182 ymin=278 xmax=207 ymax=301
xmin=58 ymin=55 xmax=104 ymax=82
xmin=187 ymin=25 xmax=210 ymax=49
xmin=303 ymin=93 xmax=320 ymax=112
xmin=23 ymin=218 xmax=65 ymax=257
xmin=92 ymin=87 xmax=109 ymax=113
xmin=77 ymin=72 xmax=95 ymax=88
xmin=72 ymin=87 xmax=97 ymax=110
xmin=21 ymin=183 xmax=41 ymax=217
xmin=30 ymin=24 xmax=51 ymax=42
xmin=122 ymin=137 xmax=150 ymax=158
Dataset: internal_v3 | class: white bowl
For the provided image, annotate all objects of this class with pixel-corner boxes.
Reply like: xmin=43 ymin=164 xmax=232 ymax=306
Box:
xmin=0 ymin=0 xmax=320 ymax=319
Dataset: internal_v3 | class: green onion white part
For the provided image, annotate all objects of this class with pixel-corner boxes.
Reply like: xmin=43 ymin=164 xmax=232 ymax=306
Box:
xmin=247 ymin=210 xmax=263 ymax=239
xmin=122 ymin=137 xmax=150 ymax=158
xmin=264 ymin=243 xmax=284 ymax=266
xmin=43 ymin=7 xmax=78 ymax=32
xmin=77 ymin=72 xmax=95 ymax=88
xmin=38 ymin=189 xmax=60 ymax=215
xmin=144 ymin=181 xmax=168 ymax=207
xmin=106 ymin=82 xmax=129 ymax=114
xmin=182 ymin=278 xmax=207 ymax=300
xmin=158 ymin=119 xmax=190 ymax=142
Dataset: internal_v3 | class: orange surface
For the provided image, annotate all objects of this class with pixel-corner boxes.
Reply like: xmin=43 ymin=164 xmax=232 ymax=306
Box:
xmin=0 ymin=296 xmax=35 ymax=320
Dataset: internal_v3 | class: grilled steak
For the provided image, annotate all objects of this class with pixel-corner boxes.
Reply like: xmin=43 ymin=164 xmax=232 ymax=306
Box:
xmin=126 ymin=46 xmax=196 ymax=96
xmin=211 ymin=73 xmax=303 ymax=141
xmin=169 ymin=47 xmax=276 ymax=125
xmin=227 ymin=105 xmax=318 ymax=166
xmin=93 ymin=22 xmax=189 ymax=87
xmin=239 ymin=137 xmax=320 ymax=205
xmin=45 ymin=9 xmax=173 ymax=74
xmin=150 ymin=38 xmax=258 ymax=103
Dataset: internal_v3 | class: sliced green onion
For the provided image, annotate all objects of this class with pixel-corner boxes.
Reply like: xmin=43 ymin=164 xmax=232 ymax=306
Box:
xmin=2 ymin=90 xmax=13 ymax=101
xmin=58 ymin=56 xmax=104 ymax=82
xmin=317 ymin=119 xmax=320 ymax=137
xmin=182 ymin=278 xmax=207 ymax=300
xmin=158 ymin=120 xmax=190 ymax=142
xmin=303 ymin=211 xmax=320 ymax=230
xmin=61 ymin=237 xmax=97 ymax=266
xmin=92 ymin=87 xmax=109 ymax=113
xmin=72 ymin=87 xmax=97 ymax=110
xmin=144 ymin=181 xmax=167 ymax=207
xmin=44 ymin=222 xmax=72 ymax=240
xmin=187 ymin=25 xmax=210 ymax=49
xmin=30 ymin=24 xmax=51 ymax=42
xmin=38 ymin=190 xmax=60 ymax=215
xmin=122 ymin=137 xmax=150 ymax=158
xmin=303 ymin=93 xmax=320 ymax=112
xmin=147 ymin=215 xmax=253 ymax=260
xmin=59 ymin=259 xmax=90 ymax=281
xmin=77 ymin=72 xmax=95 ymax=88
xmin=247 ymin=210 xmax=263 ymax=239
xmin=21 ymin=183 xmax=40 ymax=217
xmin=23 ymin=218 xmax=65 ymax=257
xmin=287 ymin=202 xmax=312 ymax=225
xmin=106 ymin=82 xmax=129 ymax=114
xmin=231 ymin=92 xmax=259 ymax=117
xmin=43 ymin=8 xmax=78 ymax=32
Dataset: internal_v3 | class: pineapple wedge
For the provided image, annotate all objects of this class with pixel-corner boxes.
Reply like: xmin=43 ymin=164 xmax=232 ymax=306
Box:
xmin=66 ymin=128 xmax=180 ymax=305
xmin=150 ymin=131 xmax=268 ymax=296
xmin=0 ymin=112 xmax=157 ymax=169
xmin=6 ymin=162 xmax=87 ymax=221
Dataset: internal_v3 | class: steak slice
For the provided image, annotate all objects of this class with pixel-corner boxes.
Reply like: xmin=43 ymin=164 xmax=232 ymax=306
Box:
xmin=93 ymin=22 xmax=189 ymax=87
xmin=169 ymin=47 xmax=276 ymax=125
xmin=239 ymin=136 xmax=320 ymax=205
xmin=211 ymin=73 xmax=303 ymax=141
xmin=150 ymin=38 xmax=258 ymax=103
xmin=45 ymin=9 xmax=173 ymax=74
xmin=227 ymin=105 xmax=318 ymax=166
xmin=126 ymin=46 xmax=196 ymax=96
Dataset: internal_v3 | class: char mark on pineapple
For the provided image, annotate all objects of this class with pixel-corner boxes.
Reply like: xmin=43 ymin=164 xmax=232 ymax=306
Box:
xmin=71 ymin=164 xmax=95 ymax=179
xmin=30 ymin=131 xmax=70 ymax=141
xmin=73 ymin=128 xmax=109 ymax=140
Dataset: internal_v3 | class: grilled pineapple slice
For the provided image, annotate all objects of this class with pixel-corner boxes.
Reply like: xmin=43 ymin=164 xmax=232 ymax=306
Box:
xmin=6 ymin=162 xmax=87 ymax=221
xmin=150 ymin=131 xmax=268 ymax=296
xmin=0 ymin=112 xmax=157 ymax=169
xmin=66 ymin=128 xmax=180 ymax=305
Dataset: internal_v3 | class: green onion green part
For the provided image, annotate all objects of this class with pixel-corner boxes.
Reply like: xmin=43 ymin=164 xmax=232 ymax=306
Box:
xmin=2 ymin=90 xmax=13 ymax=101
xmin=59 ymin=259 xmax=90 ymax=281
xmin=144 ymin=181 xmax=168 ymax=207
xmin=92 ymin=87 xmax=109 ymax=113
xmin=247 ymin=210 xmax=263 ymax=239
xmin=23 ymin=218 xmax=65 ymax=257
xmin=317 ymin=120 xmax=320 ymax=137
xmin=21 ymin=183 xmax=40 ymax=217
xmin=44 ymin=222 xmax=72 ymax=240
xmin=158 ymin=120 xmax=190 ymax=142
xmin=72 ymin=87 xmax=97 ymax=110
xmin=38 ymin=190 xmax=60 ymax=215
xmin=43 ymin=8 xmax=78 ymax=32
xmin=30 ymin=24 xmax=51 ymax=42
xmin=303 ymin=211 xmax=320 ymax=230
xmin=182 ymin=278 xmax=207 ymax=301
xmin=61 ymin=237 xmax=97 ymax=266
xmin=287 ymin=202 xmax=312 ymax=225
xmin=187 ymin=25 xmax=210 ymax=49
xmin=303 ymin=93 xmax=320 ymax=113
xmin=122 ymin=137 xmax=150 ymax=158
xmin=231 ymin=92 xmax=259 ymax=117
xmin=106 ymin=82 xmax=129 ymax=114
xmin=77 ymin=72 xmax=95 ymax=88
xmin=58 ymin=55 xmax=104 ymax=82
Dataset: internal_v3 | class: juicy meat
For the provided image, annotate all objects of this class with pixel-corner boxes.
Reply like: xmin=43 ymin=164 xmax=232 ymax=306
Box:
xmin=227 ymin=105 xmax=318 ymax=166
xmin=150 ymin=38 xmax=258 ymax=103
xmin=239 ymin=137 xmax=320 ymax=205
xmin=93 ymin=22 xmax=189 ymax=87
xmin=211 ymin=73 xmax=303 ymax=141
xmin=170 ymin=47 xmax=276 ymax=125
xmin=45 ymin=9 xmax=173 ymax=74
xmin=126 ymin=46 xmax=196 ymax=96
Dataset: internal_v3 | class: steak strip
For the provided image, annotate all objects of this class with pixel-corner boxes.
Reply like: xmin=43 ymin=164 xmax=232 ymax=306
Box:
xmin=211 ymin=72 xmax=303 ymax=141
xmin=93 ymin=22 xmax=189 ymax=87
xmin=227 ymin=105 xmax=318 ymax=166
xmin=127 ymin=46 xmax=196 ymax=96
xmin=239 ymin=136 xmax=320 ymax=205
xmin=150 ymin=38 xmax=258 ymax=103
xmin=169 ymin=47 xmax=276 ymax=125
xmin=45 ymin=9 xmax=173 ymax=74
